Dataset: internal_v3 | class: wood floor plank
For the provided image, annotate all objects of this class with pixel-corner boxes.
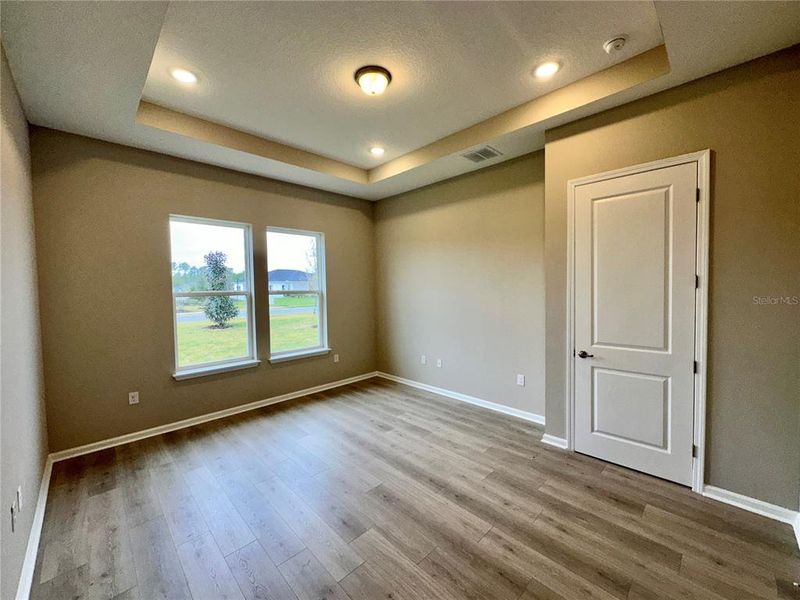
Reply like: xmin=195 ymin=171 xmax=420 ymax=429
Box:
xmin=37 ymin=468 xmax=89 ymax=584
xmin=278 ymin=548 xmax=352 ymax=600
xmin=117 ymin=458 xmax=161 ymax=529
xmin=478 ymin=527 xmax=620 ymax=600
xmin=176 ymin=531 xmax=246 ymax=600
xmin=365 ymin=480 xmax=492 ymax=544
xmin=281 ymin=472 xmax=374 ymax=543
xmin=151 ymin=461 xmax=209 ymax=546
xmin=214 ymin=468 xmax=305 ymax=565
xmin=257 ymin=476 xmax=364 ymax=581
xmin=339 ymin=563 xmax=398 ymax=600
xmin=129 ymin=516 xmax=191 ymax=600
xmin=110 ymin=586 xmax=140 ymax=600
xmin=183 ymin=465 xmax=256 ymax=557
xmin=84 ymin=488 xmax=137 ymax=600
xmin=418 ymin=542 xmax=529 ymax=600
xmin=349 ymin=528 xmax=458 ymax=600
xmin=30 ymin=564 xmax=89 ymax=600
xmin=225 ymin=540 xmax=299 ymax=600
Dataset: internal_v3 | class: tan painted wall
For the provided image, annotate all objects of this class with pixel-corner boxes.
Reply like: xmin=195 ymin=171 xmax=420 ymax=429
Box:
xmin=544 ymin=46 xmax=800 ymax=509
xmin=1 ymin=47 xmax=48 ymax=599
xmin=31 ymin=129 xmax=376 ymax=452
xmin=375 ymin=153 xmax=546 ymax=418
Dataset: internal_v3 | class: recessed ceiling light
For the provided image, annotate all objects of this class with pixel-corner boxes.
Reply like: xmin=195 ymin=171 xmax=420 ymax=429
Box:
xmin=355 ymin=66 xmax=392 ymax=96
xmin=170 ymin=68 xmax=198 ymax=85
xmin=370 ymin=146 xmax=385 ymax=157
xmin=533 ymin=61 xmax=561 ymax=79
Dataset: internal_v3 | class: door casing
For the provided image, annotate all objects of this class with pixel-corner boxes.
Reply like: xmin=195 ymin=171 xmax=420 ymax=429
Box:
xmin=565 ymin=150 xmax=710 ymax=494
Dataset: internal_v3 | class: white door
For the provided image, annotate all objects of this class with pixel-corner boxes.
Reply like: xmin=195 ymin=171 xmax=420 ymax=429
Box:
xmin=574 ymin=162 xmax=697 ymax=486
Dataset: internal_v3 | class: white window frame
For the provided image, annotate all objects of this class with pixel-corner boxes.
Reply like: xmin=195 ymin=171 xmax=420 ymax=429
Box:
xmin=266 ymin=226 xmax=329 ymax=363
xmin=170 ymin=215 xmax=259 ymax=380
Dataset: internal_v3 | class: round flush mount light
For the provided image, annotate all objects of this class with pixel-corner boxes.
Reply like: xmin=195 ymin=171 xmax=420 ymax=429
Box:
xmin=170 ymin=67 xmax=198 ymax=85
xmin=369 ymin=146 xmax=385 ymax=157
xmin=533 ymin=61 xmax=561 ymax=79
xmin=355 ymin=65 xmax=392 ymax=96
xmin=603 ymin=36 xmax=628 ymax=55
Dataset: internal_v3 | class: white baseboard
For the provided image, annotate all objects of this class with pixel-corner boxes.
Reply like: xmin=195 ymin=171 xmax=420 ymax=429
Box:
xmin=541 ymin=434 xmax=568 ymax=449
xmin=15 ymin=456 xmax=53 ymax=600
xmin=49 ymin=371 xmax=379 ymax=462
xmin=375 ymin=372 xmax=545 ymax=426
xmin=702 ymin=485 xmax=799 ymax=525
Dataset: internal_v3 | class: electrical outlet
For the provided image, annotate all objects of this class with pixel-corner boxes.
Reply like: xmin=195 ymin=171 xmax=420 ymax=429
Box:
xmin=17 ymin=486 xmax=22 ymax=511
xmin=333 ymin=354 xmax=340 ymax=363
xmin=128 ymin=391 xmax=139 ymax=405
xmin=420 ymin=355 xmax=427 ymax=365
xmin=436 ymin=358 xmax=442 ymax=368
xmin=516 ymin=374 xmax=525 ymax=386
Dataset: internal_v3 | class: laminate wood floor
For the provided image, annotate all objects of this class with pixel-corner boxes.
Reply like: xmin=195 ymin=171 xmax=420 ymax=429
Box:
xmin=31 ymin=378 xmax=799 ymax=600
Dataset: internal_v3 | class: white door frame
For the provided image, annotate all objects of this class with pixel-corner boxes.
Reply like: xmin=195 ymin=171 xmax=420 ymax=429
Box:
xmin=564 ymin=149 xmax=711 ymax=493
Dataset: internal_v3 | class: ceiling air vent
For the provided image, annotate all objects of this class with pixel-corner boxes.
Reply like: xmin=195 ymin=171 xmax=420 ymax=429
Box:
xmin=461 ymin=146 xmax=503 ymax=163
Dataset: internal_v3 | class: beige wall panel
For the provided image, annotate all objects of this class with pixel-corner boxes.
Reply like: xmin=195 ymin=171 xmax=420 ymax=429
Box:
xmin=375 ymin=153 xmax=546 ymax=418
xmin=1 ymin=47 xmax=49 ymax=599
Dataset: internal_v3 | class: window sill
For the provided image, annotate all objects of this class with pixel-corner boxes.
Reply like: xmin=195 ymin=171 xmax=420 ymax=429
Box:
xmin=173 ymin=359 xmax=261 ymax=381
xmin=269 ymin=347 xmax=331 ymax=364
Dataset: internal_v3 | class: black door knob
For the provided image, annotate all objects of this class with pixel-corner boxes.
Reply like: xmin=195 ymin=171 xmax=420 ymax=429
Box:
xmin=577 ymin=350 xmax=594 ymax=359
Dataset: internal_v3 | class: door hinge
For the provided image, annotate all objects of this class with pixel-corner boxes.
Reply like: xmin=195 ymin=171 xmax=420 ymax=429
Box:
xmin=692 ymin=444 xmax=698 ymax=458
xmin=693 ymin=361 xmax=698 ymax=374
xmin=696 ymin=188 xmax=701 ymax=202
xmin=695 ymin=274 xmax=699 ymax=288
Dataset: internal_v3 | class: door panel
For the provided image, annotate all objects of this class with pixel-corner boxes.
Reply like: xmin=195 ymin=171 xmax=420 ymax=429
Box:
xmin=592 ymin=188 xmax=669 ymax=351
xmin=592 ymin=369 xmax=669 ymax=450
xmin=574 ymin=162 xmax=697 ymax=486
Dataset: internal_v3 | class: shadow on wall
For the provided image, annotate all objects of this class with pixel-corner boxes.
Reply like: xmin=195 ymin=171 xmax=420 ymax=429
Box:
xmin=375 ymin=151 xmax=545 ymax=220
xmin=29 ymin=127 xmax=373 ymax=219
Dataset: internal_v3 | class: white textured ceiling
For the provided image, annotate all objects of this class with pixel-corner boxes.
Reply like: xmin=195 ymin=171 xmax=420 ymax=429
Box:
xmin=2 ymin=1 xmax=799 ymax=200
xmin=143 ymin=1 xmax=663 ymax=169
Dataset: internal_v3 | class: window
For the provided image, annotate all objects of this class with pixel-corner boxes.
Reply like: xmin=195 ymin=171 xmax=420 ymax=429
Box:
xmin=169 ymin=216 xmax=257 ymax=378
xmin=267 ymin=227 xmax=328 ymax=361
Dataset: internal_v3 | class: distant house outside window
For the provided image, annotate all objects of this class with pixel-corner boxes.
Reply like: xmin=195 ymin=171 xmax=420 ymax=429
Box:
xmin=169 ymin=216 xmax=257 ymax=377
xmin=266 ymin=227 xmax=328 ymax=359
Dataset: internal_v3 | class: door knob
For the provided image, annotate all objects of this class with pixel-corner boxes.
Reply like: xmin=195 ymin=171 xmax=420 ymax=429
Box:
xmin=577 ymin=350 xmax=594 ymax=359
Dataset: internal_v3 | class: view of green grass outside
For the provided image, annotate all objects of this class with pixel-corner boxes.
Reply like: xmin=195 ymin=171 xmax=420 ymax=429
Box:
xmin=271 ymin=295 xmax=316 ymax=308
xmin=176 ymin=317 xmax=249 ymax=366
xmin=176 ymin=297 xmax=246 ymax=313
xmin=176 ymin=312 xmax=319 ymax=366
xmin=175 ymin=294 xmax=316 ymax=313
xmin=268 ymin=313 xmax=320 ymax=352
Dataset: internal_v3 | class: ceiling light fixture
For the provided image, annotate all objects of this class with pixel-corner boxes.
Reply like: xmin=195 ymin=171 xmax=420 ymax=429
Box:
xmin=355 ymin=66 xmax=392 ymax=96
xmin=603 ymin=36 xmax=627 ymax=55
xmin=170 ymin=68 xmax=198 ymax=85
xmin=533 ymin=61 xmax=561 ymax=79
xmin=370 ymin=146 xmax=385 ymax=157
